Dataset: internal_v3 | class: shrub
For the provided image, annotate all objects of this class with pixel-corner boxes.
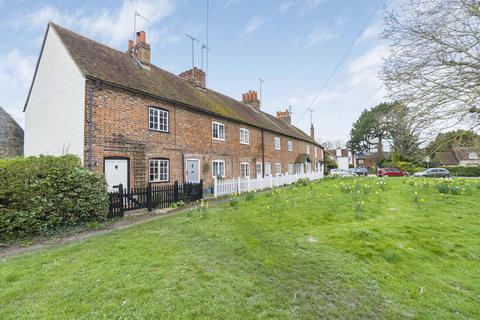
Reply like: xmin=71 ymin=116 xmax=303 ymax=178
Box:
xmin=435 ymin=183 xmax=450 ymax=194
xmin=394 ymin=161 xmax=425 ymax=173
xmin=444 ymin=166 xmax=480 ymax=177
xmin=0 ymin=155 xmax=108 ymax=242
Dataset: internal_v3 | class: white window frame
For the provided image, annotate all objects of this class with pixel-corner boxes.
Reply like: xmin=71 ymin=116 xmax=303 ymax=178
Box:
xmin=240 ymin=162 xmax=250 ymax=178
xmin=256 ymin=162 xmax=262 ymax=177
xmin=287 ymin=140 xmax=293 ymax=152
xmin=288 ymin=163 xmax=294 ymax=175
xmin=212 ymin=160 xmax=226 ymax=178
xmin=149 ymin=159 xmax=169 ymax=182
xmin=306 ymin=144 xmax=310 ymax=155
xmin=149 ymin=107 xmax=169 ymax=132
xmin=275 ymin=162 xmax=281 ymax=176
xmin=274 ymin=137 xmax=281 ymax=150
xmin=212 ymin=122 xmax=225 ymax=141
xmin=314 ymin=146 xmax=318 ymax=158
xmin=240 ymin=128 xmax=249 ymax=145
xmin=468 ymin=152 xmax=478 ymax=160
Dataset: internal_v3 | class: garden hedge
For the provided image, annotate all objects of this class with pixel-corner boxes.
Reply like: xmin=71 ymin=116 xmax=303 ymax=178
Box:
xmin=445 ymin=166 xmax=480 ymax=177
xmin=0 ymin=155 xmax=108 ymax=242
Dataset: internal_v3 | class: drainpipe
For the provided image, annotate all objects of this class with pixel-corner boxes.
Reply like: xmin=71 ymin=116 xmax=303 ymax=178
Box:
xmin=87 ymin=79 xmax=101 ymax=170
xmin=261 ymin=129 xmax=265 ymax=178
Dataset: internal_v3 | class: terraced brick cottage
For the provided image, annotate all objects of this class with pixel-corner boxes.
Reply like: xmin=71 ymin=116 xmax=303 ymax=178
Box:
xmin=24 ymin=23 xmax=324 ymax=190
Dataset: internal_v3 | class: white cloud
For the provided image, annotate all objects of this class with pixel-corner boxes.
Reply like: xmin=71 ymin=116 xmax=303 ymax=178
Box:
xmin=0 ymin=49 xmax=35 ymax=126
xmin=278 ymin=0 xmax=326 ymax=17
xmin=305 ymin=29 xmax=340 ymax=48
xmin=288 ymin=44 xmax=389 ymax=141
xmin=278 ymin=1 xmax=295 ymax=13
xmin=241 ymin=15 xmax=265 ymax=35
xmin=16 ymin=0 xmax=175 ymax=47
xmin=359 ymin=20 xmax=382 ymax=42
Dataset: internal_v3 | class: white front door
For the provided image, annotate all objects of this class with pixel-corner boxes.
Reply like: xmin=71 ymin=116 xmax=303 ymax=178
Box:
xmin=186 ymin=159 xmax=200 ymax=183
xmin=265 ymin=162 xmax=271 ymax=177
xmin=104 ymin=158 xmax=128 ymax=192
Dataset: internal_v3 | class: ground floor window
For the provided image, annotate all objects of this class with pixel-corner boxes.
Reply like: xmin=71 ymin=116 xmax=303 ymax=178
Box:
xmin=149 ymin=159 xmax=169 ymax=182
xmin=240 ymin=162 xmax=250 ymax=178
xmin=275 ymin=163 xmax=281 ymax=176
xmin=295 ymin=163 xmax=303 ymax=174
xmin=315 ymin=162 xmax=321 ymax=173
xmin=256 ymin=162 xmax=262 ymax=177
xmin=212 ymin=160 xmax=225 ymax=178
xmin=288 ymin=163 xmax=294 ymax=175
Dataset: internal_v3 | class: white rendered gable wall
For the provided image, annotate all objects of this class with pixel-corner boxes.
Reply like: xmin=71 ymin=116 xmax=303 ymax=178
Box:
xmin=24 ymin=26 xmax=85 ymax=161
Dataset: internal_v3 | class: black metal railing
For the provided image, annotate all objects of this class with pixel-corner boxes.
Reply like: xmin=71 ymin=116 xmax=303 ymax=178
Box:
xmin=108 ymin=180 xmax=203 ymax=218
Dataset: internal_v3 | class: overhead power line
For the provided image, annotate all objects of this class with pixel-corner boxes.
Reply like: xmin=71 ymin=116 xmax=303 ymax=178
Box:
xmin=294 ymin=0 xmax=383 ymax=125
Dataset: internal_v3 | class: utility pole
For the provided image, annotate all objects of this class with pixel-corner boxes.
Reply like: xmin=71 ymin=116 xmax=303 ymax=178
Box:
xmin=186 ymin=34 xmax=199 ymax=81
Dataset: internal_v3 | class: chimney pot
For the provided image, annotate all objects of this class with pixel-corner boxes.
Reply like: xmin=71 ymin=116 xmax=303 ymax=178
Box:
xmin=241 ymin=90 xmax=260 ymax=111
xmin=128 ymin=40 xmax=134 ymax=51
xmin=133 ymin=31 xmax=151 ymax=65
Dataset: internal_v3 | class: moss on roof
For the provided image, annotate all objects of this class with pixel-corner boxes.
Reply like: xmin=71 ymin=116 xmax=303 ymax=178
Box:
xmin=48 ymin=23 xmax=319 ymax=145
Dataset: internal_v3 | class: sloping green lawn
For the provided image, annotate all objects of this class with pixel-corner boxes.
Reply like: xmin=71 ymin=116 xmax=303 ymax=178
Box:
xmin=1 ymin=178 xmax=479 ymax=319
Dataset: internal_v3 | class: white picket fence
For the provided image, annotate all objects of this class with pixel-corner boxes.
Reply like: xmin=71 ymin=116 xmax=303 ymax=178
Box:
xmin=213 ymin=171 xmax=323 ymax=197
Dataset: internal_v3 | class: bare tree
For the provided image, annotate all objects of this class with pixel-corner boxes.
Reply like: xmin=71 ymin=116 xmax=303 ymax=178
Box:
xmin=382 ymin=0 xmax=480 ymax=138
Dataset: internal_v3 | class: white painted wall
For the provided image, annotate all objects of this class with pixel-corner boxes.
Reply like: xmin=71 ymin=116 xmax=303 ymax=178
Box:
xmin=337 ymin=157 xmax=349 ymax=170
xmin=24 ymin=26 xmax=85 ymax=161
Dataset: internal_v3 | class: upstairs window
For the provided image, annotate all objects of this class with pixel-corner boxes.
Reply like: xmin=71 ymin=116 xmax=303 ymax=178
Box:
xmin=287 ymin=140 xmax=293 ymax=152
xmin=149 ymin=107 xmax=169 ymax=132
xmin=274 ymin=137 xmax=281 ymax=150
xmin=212 ymin=160 xmax=225 ymax=177
xmin=240 ymin=162 xmax=250 ymax=178
xmin=306 ymin=145 xmax=310 ymax=155
xmin=240 ymin=128 xmax=249 ymax=145
xmin=314 ymin=146 xmax=318 ymax=158
xmin=149 ymin=159 xmax=169 ymax=182
xmin=212 ymin=122 xmax=225 ymax=140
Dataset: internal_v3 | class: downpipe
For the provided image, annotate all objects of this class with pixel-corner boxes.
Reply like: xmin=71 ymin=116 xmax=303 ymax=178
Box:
xmin=87 ymin=79 xmax=101 ymax=170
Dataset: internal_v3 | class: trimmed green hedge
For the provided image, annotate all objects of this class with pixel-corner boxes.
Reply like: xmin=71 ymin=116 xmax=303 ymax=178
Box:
xmin=0 ymin=155 xmax=108 ymax=242
xmin=445 ymin=166 xmax=480 ymax=177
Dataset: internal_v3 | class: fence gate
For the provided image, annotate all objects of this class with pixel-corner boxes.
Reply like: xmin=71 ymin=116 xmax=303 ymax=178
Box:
xmin=108 ymin=180 xmax=203 ymax=218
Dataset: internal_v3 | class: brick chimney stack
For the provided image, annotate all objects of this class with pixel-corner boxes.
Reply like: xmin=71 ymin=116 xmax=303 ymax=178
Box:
xmin=310 ymin=124 xmax=315 ymax=140
xmin=276 ymin=109 xmax=291 ymax=124
xmin=179 ymin=68 xmax=206 ymax=87
xmin=132 ymin=31 xmax=151 ymax=65
xmin=241 ymin=90 xmax=260 ymax=111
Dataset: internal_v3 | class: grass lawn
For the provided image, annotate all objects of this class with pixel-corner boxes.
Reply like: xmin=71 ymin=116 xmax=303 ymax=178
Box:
xmin=1 ymin=177 xmax=479 ymax=319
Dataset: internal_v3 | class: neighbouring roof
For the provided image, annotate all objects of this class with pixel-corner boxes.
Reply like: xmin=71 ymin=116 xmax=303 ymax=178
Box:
xmin=453 ymin=147 xmax=480 ymax=161
xmin=0 ymin=106 xmax=24 ymax=158
xmin=326 ymin=149 xmax=348 ymax=158
xmin=434 ymin=151 xmax=458 ymax=165
xmin=29 ymin=22 xmax=319 ymax=146
xmin=355 ymin=152 xmax=391 ymax=160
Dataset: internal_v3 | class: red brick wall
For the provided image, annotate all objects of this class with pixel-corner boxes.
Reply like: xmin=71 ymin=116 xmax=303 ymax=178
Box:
xmin=85 ymin=81 xmax=322 ymax=187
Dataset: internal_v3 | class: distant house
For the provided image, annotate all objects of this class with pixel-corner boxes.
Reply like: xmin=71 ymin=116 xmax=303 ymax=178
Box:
xmin=434 ymin=147 xmax=480 ymax=167
xmin=0 ymin=106 xmax=24 ymax=158
xmin=326 ymin=148 xmax=350 ymax=170
xmin=353 ymin=152 xmax=391 ymax=169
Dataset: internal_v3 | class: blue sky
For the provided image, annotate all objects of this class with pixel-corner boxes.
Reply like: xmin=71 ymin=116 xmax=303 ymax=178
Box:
xmin=0 ymin=0 xmax=396 ymax=143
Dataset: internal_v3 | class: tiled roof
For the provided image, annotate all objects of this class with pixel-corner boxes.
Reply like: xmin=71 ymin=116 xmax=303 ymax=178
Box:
xmin=0 ymin=106 xmax=24 ymax=158
xmin=453 ymin=147 xmax=480 ymax=161
xmin=47 ymin=23 xmax=319 ymax=146
xmin=434 ymin=151 xmax=458 ymax=165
